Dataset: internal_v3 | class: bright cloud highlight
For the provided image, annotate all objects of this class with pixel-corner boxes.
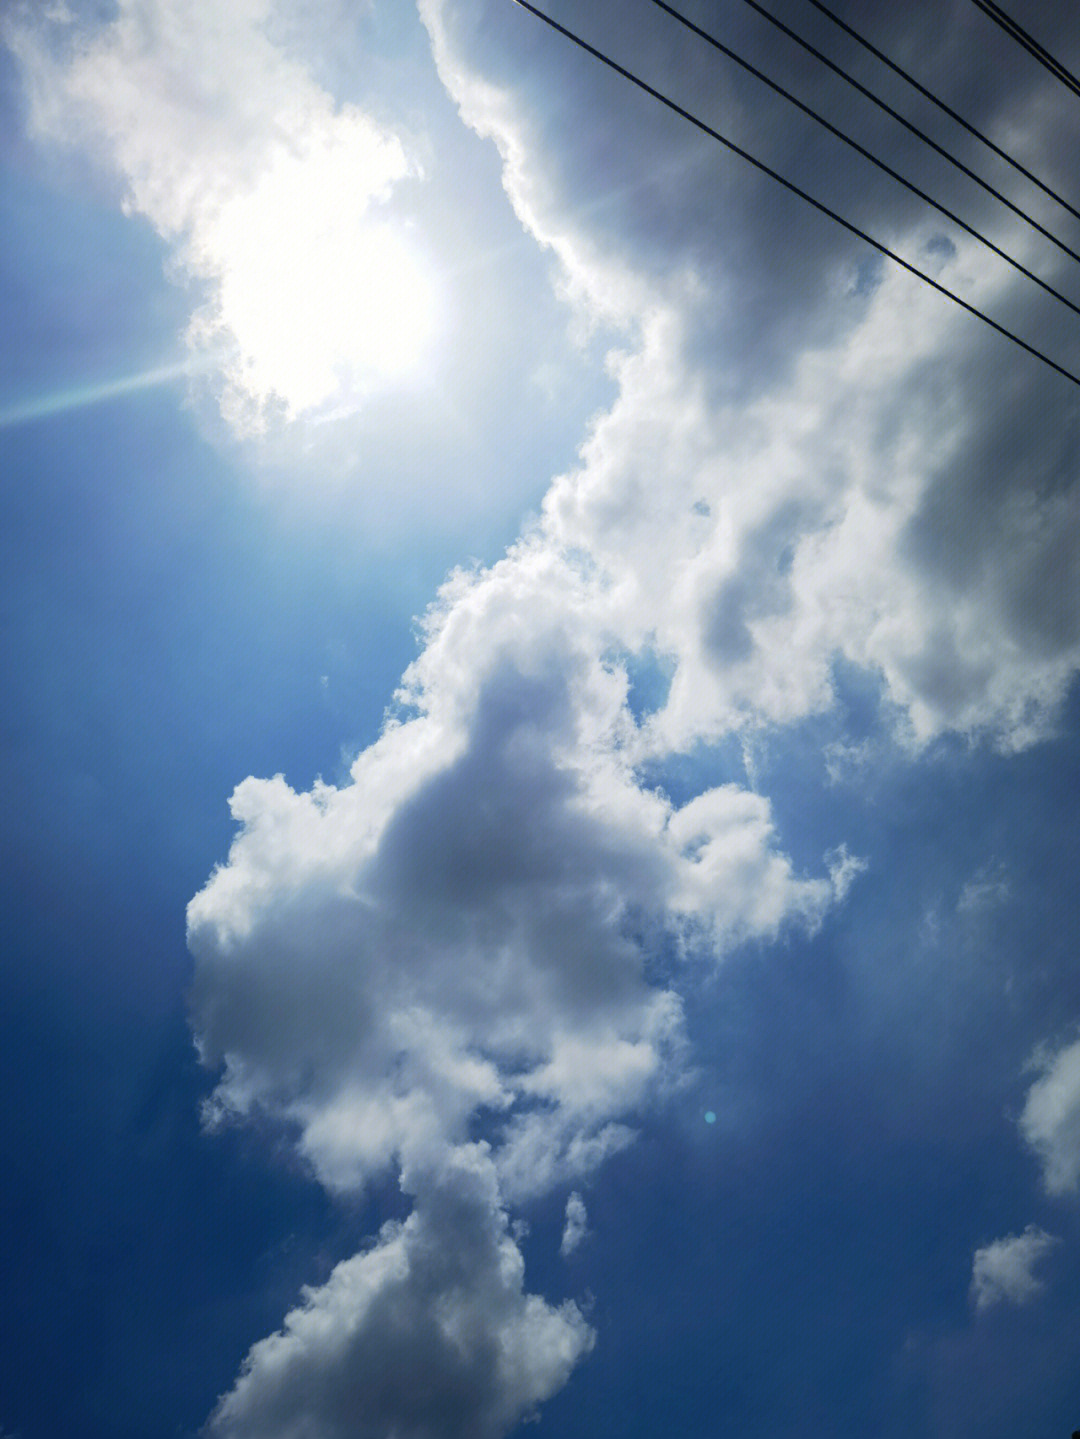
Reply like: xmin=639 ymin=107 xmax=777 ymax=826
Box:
xmin=8 ymin=0 xmax=435 ymax=432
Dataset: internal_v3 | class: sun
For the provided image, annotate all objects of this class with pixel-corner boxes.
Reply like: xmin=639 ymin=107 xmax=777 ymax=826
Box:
xmin=191 ymin=110 xmax=439 ymax=428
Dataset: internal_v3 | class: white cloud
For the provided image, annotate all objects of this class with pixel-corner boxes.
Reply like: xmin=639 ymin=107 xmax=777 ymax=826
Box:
xmin=970 ymin=1225 xmax=1059 ymax=1312
xmin=536 ymin=265 xmax=1080 ymax=755
xmin=421 ymin=0 xmax=1080 ymax=755
xmin=8 ymin=0 xmax=435 ymax=431
xmin=1020 ymin=1036 xmax=1080 ymax=1196
xmin=187 ymin=522 xmax=837 ymax=1432
xmin=957 ymin=862 xmax=1010 ymax=915
xmin=560 ymin=1191 xmax=589 ymax=1257
xmin=208 ymin=1144 xmax=594 ymax=1439
xmin=188 ymin=540 xmax=835 ymax=1199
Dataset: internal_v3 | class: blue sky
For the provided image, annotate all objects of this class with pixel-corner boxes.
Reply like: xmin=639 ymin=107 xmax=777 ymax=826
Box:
xmin=2 ymin=2 xmax=1080 ymax=1436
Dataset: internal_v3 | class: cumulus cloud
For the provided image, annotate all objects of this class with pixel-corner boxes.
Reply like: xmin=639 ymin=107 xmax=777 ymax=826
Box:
xmin=208 ymin=1145 xmax=594 ymax=1439
xmin=560 ymin=1191 xmax=589 ymax=1257
xmin=7 ymin=0 xmax=433 ymax=431
xmin=529 ymin=254 xmax=1080 ymax=754
xmin=422 ymin=0 xmax=1080 ymax=754
xmin=189 ymin=539 xmax=837 ymax=1199
xmin=970 ymin=1225 xmax=1059 ymax=1313
xmin=189 ymin=541 xmax=837 ymax=1431
xmin=1021 ymin=1036 xmax=1080 ymax=1197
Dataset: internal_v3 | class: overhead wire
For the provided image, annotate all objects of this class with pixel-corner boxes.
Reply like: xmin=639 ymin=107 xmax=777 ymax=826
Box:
xmin=645 ymin=0 xmax=1080 ymax=320
xmin=508 ymin=0 xmax=1080 ymax=390
xmin=704 ymin=0 xmax=1080 ymax=267
xmin=800 ymin=0 xmax=1080 ymax=224
xmin=969 ymin=0 xmax=1080 ymax=100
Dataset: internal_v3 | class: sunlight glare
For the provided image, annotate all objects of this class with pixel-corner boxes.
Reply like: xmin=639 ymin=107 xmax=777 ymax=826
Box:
xmin=0 ymin=355 xmax=207 ymax=430
xmin=192 ymin=112 xmax=438 ymax=428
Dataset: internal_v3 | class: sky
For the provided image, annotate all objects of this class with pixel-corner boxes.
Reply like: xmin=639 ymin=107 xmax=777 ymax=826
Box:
xmin=2 ymin=1 xmax=1080 ymax=1436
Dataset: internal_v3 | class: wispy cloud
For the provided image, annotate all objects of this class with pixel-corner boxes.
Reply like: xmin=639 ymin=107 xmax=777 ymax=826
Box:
xmin=970 ymin=1225 xmax=1059 ymax=1312
xmin=560 ymin=1191 xmax=589 ymax=1257
xmin=1021 ymin=1035 xmax=1080 ymax=1197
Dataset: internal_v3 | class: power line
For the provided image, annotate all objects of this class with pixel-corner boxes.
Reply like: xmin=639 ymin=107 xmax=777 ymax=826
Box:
xmin=711 ymin=0 xmax=1080 ymax=268
xmin=800 ymin=0 xmax=1080 ymax=225
xmin=969 ymin=0 xmax=1080 ymax=100
xmin=646 ymin=0 xmax=1080 ymax=321
xmin=508 ymin=0 xmax=1080 ymax=390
